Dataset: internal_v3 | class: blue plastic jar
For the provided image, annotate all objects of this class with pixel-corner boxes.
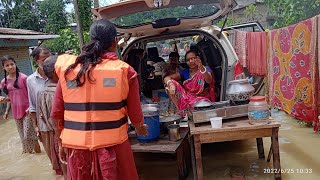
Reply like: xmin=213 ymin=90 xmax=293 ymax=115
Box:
xmin=137 ymin=104 xmax=160 ymax=142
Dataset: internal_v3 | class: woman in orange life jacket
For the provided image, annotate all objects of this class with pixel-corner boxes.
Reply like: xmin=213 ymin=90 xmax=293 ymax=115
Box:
xmin=51 ymin=19 xmax=148 ymax=180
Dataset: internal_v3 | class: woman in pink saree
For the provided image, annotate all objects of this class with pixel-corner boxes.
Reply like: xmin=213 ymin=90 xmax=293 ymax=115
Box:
xmin=164 ymin=50 xmax=215 ymax=115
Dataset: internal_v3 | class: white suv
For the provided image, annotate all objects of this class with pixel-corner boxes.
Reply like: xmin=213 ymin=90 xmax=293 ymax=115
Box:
xmin=92 ymin=0 xmax=239 ymax=102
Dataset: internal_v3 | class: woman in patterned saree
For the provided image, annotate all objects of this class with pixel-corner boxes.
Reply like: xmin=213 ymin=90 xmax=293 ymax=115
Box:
xmin=164 ymin=50 xmax=215 ymax=115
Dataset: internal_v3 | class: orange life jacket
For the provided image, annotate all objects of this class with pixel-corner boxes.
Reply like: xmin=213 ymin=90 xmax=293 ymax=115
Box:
xmin=55 ymin=54 xmax=129 ymax=151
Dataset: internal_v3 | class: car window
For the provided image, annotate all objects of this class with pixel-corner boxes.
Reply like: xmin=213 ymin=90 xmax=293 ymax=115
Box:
xmin=145 ymin=36 xmax=196 ymax=63
xmin=112 ymin=4 xmax=219 ymax=27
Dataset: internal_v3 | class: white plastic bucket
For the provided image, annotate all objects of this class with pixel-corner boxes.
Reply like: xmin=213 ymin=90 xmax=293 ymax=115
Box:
xmin=210 ymin=117 xmax=223 ymax=128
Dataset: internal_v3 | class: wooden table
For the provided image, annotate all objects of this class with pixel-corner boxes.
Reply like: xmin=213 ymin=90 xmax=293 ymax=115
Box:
xmin=189 ymin=118 xmax=281 ymax=180
xmin=129 ymin=128 xmax=191 ymax=180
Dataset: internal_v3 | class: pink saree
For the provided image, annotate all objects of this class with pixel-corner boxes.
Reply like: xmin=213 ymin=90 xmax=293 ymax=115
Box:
xmin=170 ymin=71 xmax=214 ymax=114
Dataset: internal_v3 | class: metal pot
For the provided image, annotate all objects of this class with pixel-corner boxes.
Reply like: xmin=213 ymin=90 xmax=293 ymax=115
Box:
xmin=142 ymin=104 xmax=159 ymax=116
xmin=193 ymin=100 xmax=213 ymax=111
xmin=168 ymin=124 xmax=181 ymax=141
xmin=193 ymin=100 xmax=213 ymax=108
xmin=226 ymin=79 xmax=255 ymax=102
xmin=160 ymin=115 xmax=183 ymax=132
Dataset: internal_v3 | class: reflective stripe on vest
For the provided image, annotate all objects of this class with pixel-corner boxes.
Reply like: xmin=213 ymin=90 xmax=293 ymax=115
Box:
xmin=64 ymin=116 xmax=127 ymax=130
xmin=55 ymin=54 xmax=130 ymax=150
xmin=64 ymin=100 xmax=127 ymax=111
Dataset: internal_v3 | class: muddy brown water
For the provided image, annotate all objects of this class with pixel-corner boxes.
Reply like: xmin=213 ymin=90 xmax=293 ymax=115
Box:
xmin=0 ymin=110 xmax=319 ymax=180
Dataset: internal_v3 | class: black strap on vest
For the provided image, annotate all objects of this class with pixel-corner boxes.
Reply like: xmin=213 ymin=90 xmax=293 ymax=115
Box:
xmin=64 ymin=116 xmax=128 ymax=131
xmin=64 ymin=99 xmax=127 ymax=111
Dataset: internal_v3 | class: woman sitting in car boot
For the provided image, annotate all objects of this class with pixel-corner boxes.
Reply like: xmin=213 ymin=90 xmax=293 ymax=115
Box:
xmin=164 ymin=50 xmax=215 ymax=115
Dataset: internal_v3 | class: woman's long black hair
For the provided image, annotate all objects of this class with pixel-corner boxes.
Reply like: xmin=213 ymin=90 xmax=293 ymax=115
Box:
xmin=64 ymin=19 xmax=117 ymax=87
xmin=0 ymin=55 xmax=20 ymax=95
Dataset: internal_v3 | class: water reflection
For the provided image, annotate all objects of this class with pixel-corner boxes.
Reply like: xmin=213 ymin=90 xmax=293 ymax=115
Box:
xmin=0 ymin=111 xmax=319 ymax=179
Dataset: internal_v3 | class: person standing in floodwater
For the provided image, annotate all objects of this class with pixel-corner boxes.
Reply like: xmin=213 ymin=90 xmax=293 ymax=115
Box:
xmin=52 ymin=19 xmax=148 ymax=180
xmin=0 ymin=55 xmax=40 ymax=153
xmin=37 ymin=55 xmax=67 ymax=177
xmin=27 ymin=47 xmax=51 ymax=151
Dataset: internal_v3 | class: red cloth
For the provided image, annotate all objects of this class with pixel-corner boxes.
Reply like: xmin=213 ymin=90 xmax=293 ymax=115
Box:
xmin=233 ymin=61 xmax=245 ymax=80
xmin=66 ymin=139 xmax=138 ymax=180
xmin=51 ymin=82 xmax=64 ymax=129
xmin=269 ymin=17 xmax=318 ymax=132
xmin=247 ymin=32 xmax=268 ymax=76
xmin=113 ymin=139 xmax=139 ymax=180
xmin=67 ymin=146 xmax=117 ymax=180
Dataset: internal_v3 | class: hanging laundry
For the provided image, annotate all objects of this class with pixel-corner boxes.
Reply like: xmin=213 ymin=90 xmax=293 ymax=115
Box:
xmin=247 ymin=32 xmax=268 ymax=76
xmin=234 ymin=30 xmax=247 ymax=67
xmin=268 ymin=16 xmax=318 ymax=132
xmin=233 ymin=60 xmax=246 ymax=80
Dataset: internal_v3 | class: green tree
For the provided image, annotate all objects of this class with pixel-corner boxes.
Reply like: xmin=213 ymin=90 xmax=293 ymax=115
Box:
xmin=0 ymin=0 xmax=70 ymax=32
xmin=43 ymin=0 xmax=93 ymax=54
xmin=44 ymin=28 xmax=90 ymax=54
xmin=0 ymin=0 xmax=13 ymax=27
xmin=244 ymin=4 xmax=260 ymax=22
xmin=266 ymin=0 xmax=320 ymax=28
xmin=216 ymin=18 xmax=238 ymax=27
xmin=38 ymin=0 xmax=68 ymax=34
xmin=67 ymin=0 xmax=92 ymax=30
xmin=78 ymin=0 xmax=93 ymax=31
xmin=0 ymin=0 xmax=43 ymax=31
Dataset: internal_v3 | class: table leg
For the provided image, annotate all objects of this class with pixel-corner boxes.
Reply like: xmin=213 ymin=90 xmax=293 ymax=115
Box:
xmin=189 ymin=135 xmax=197 ymax=180
xmin=177 ymin=137 xmax=190 ymax=180
xmin=267 ymin=144 xmax=273 ymax=162
xmin=271 ymin=128 xmax=281 ymax=180
xmin=256 ymin=138 xmax=265 ymax=159
xmin=194 ymin=135 xmax=203 ymax=180
xmin=185 ymin=137 xmax=192 ymax=173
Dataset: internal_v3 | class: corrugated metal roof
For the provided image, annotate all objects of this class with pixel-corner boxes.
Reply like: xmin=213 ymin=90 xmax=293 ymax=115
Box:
xmin=0 ymin=34 xmax=60 ymax=40
xmin=0 ymin=28 xmax=59 ymax=40
xmin=0 ymin=28 xmax=46 ymax=35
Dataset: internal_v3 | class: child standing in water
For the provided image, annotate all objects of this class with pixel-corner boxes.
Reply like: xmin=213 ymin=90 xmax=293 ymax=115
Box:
xmin=0 ymin=55 xmax=40 ymax=153
xmin=37 ymin=55 xmax=67 ymax=177
xmin=27 ymin=47 xmax=51 ymax=139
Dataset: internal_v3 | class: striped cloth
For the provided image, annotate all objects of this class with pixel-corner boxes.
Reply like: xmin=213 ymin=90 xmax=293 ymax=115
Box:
xmin=37 ymin=83 xmax=56 ymax=131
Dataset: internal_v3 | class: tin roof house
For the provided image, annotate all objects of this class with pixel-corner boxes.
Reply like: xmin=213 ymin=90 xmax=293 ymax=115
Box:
xmin=0 ymin=27 xmax=59 ymax=76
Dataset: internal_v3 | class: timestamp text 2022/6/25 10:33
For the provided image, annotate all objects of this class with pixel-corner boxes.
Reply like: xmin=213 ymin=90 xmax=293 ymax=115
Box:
xmin=264 ymin=168 xmax=313 ymax=174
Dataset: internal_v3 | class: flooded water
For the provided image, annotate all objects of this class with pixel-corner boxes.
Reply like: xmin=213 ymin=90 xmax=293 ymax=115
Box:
xmin=0 ymin=110 xmax=319 ymax=180
xmin=0 ymin=118 xmax=63 ymax=180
